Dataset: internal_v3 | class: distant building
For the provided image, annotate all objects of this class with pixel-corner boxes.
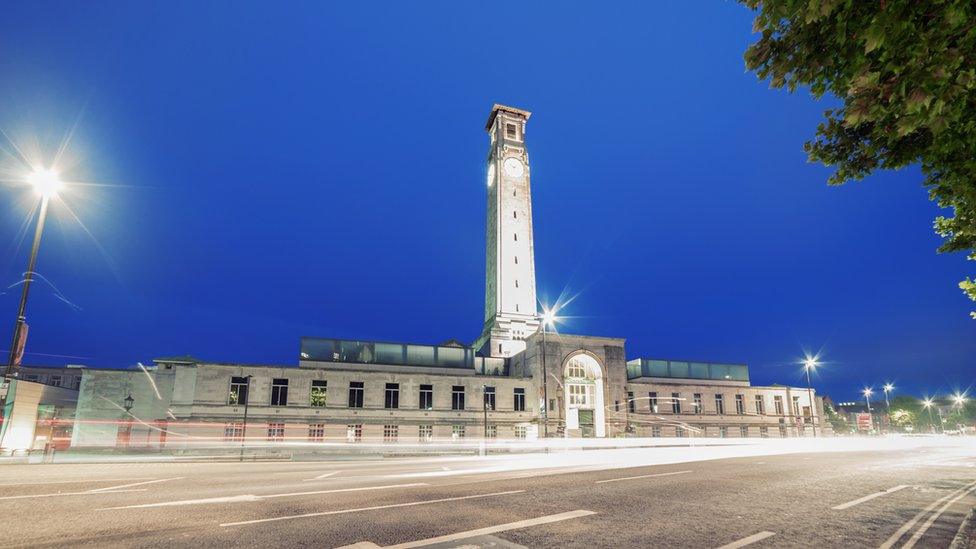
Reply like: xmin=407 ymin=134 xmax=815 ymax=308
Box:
xmin=25 ymin=105 xmax=824 ymax=448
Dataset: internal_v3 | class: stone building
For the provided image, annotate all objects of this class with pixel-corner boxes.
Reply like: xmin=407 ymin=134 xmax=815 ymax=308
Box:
xmin=65 ymin=104 xmax=823 ymax=447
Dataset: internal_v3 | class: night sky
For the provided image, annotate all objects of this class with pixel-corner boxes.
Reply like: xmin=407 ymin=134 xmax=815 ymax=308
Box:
xmin=0 ymin=2 xmax=972 ymax=403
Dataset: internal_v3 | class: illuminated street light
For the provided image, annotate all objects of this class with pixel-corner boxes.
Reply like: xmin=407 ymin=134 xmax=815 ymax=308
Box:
xmin=5 ymin=166 xmax=65 ymax=379
xmin=952 ymin=393 xmax=967 ymax=406
xmin=881 ymin=383 xmax=894 ymax=433
xmin=27 ymin=167 xmax=63 ymax=198
xmin=922 ymin=398 xmax=937 ymax=434
xmin=802 ymin=355 xmax=820 ymax=437
xmin=539 ymin=304 xmax=562 ymax=438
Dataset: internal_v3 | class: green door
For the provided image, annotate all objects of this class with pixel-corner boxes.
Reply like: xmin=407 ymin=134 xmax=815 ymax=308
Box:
xmin=578 ymin=409 xmax=595 ymax=438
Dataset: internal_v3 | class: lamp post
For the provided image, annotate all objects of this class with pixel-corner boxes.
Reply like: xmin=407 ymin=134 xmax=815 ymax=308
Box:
xmin=922 ymin=399 xmax=936 ymax=434
xmin=882 ymin=383 xmax=894 ymax=432
xmin=239 ymin=375 xmax=252 ymax=462
xmin=540 ymin=308 xmax=557 ymax=438
xmin=863 ymin=388 xmax=874 ymax=432
xmin=5 ymin=168 xmax=63 ymax=379
xmin=803 ymin=357 xmax=819 ymax=437
xmin=122 ymin=394 xmax=134 ymax=448
xmin=482 ymin=384 xmax=489 ymax=439
xmin=952 ymin=393 xmax=967 ymax=431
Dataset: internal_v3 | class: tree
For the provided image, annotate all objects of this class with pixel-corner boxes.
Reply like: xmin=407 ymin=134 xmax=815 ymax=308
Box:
xmin=741 ymin=0 xmax=976 ymax=317
xmin=823 ymin=401 xmax=850 ymax=433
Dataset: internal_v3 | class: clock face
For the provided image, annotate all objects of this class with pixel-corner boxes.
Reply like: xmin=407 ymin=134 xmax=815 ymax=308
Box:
xmin=503 ymin=157 xmax=524 ymax=178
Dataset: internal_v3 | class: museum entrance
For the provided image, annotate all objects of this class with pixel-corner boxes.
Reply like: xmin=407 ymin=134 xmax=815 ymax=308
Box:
xmin=562 ymin=353 xmax=606 ymax=438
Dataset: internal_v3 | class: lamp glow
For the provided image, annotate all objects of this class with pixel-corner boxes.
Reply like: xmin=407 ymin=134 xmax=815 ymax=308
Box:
xmin=922 ymin=398 xmax=933 ymax=408
xmin=953 ymin=393 xmax=967 ymax=405
xmin=803 ymin=356 xmax=819 ymax=370
xmin=883 ymin=383 xmax=894 ymax=392
xmin=863 ymin=387 xmax=873 ymax=398
xmin=541 ymin=307 xmax=558 ymax=328
xmin=27 ymin=168 xmax=63 ymax=198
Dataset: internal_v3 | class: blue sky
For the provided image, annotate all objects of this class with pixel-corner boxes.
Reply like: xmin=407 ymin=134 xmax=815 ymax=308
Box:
xmin=0 ymin=1 xmax=972 ymax=402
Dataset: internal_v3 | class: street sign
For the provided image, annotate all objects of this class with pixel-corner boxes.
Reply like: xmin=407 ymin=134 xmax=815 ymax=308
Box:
xmin=856 ymin=413 xmax=872 ymax=431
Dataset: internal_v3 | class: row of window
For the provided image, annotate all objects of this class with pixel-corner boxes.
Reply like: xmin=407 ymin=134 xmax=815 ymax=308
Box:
xmin=647 ymin=425 xmax=808 ymax=438
xmin=627 ymin=391 xmax=809 ymax=417
xmin=224 ymin=422 xmax=530 ymax=442
xmin=228 ymin=377 xmax=527 ymax=411
xmin=20 ymin=373 xmax=82 ymax=390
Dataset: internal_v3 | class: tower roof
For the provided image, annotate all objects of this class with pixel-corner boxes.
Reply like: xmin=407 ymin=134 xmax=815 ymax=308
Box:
xmin=485 ymin=104 xmax=532 ymax=131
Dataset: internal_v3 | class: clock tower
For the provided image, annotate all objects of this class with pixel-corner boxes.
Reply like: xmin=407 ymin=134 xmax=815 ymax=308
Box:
xmin=475 ymin=104 xmax=540 ymax=358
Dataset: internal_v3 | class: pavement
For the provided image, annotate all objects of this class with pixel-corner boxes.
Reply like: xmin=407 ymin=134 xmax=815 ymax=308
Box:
xmin=0 ymin=437 xmax=973 ymax=548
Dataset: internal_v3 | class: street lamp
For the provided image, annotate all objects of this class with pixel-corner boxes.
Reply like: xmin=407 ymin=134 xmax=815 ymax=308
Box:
xmin=540 ymin=306 xmax=558 ymax=438
xmin=882 ymin=383 xmax=894 ymax=433
xmin=863 ymin=387 xmax=874 ymax=432
xmin=922 ymin=398 xmax=936 ymax=434
xmin=5 ymin=167 xmax=63 ymax=379
xmin=121 ymin=394 xmax=134 ymax=448
xmin=123 ymin=394 xmax=134 ymax=412
xmin=239 ymin=375 xmax=252 ymax=462
xmin=802 ymin=356 xmax=819 ymax=437
xmin=482 ymin=384 xmax=489 ymax=439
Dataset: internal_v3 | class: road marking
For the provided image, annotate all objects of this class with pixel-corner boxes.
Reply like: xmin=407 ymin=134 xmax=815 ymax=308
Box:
xmin=0 ymin=477 xmax=155 ymax=487
xmin=902 ymin=481 xmax=976 ymax=549
xmin=716 ymin=531 xmax=775 ymax=549
xmin=832 ymin=485 xmax=908 ymax=510
xmin=88 ymin=477 xmax=183 ymax=493
xmin=220 ymin=490 xmax=525 ymax=527
xmin=595 ymin=470 xmax=692 ymax=484
xmin=385 ymin=509 xmax=596 ymax=548
xmin=302 ymin=471 xmax=338 ymax=481
xmin=99 ymin=483 xmax=429 ymax=510
xmin=879 ymin=480 xmax=976 ymax=549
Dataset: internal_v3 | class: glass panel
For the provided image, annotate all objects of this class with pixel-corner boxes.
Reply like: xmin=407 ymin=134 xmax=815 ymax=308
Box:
xmin=375 ymin=343 xmax=404 ymax=364
xmin=338 ymin=340 xmax=375 ymax=363
xmin=669 ymin=361 xmax=689 ymax=378
xmin=729 ymin=364 xmax=749 ymax=381
xmin=690 ymin=362 xmax=709 ymax=379
xmin=710 ymin=363 xmax=731 ymax=380
xmin=647 ymin=360 xmax=669 ymax=377
xmin=438 ymin=346 xmax=466 ymax=368
xmin=301 ymin=339 xmax=335 ymax=361
xmin=406 ymin=345 xmax=435 ymax=366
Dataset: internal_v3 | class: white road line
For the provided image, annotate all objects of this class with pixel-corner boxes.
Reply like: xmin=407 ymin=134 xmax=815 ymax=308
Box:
xmin=386 ymin=509 xmax=597 ymax=548
xmin=879 ymin=480 xmax=976 ymax=549
xmin=716 ymin=531 xmax=775 ymax=549
xmin=903 ymin=482 xmax=976 ymax=549
xmin=99 ymin=483 xmax=429 ymax=510
xmin=220 ymin=490 xmax=525 ymax=527
xmin=302 ymin=471 xmax=339 ymax=481
xmin=595 ymin=470 xmax=692 ymax=484
xmin=88 ymin=477 xmax=183 ymax=493
xmin=0 ymin=477 xmax=155 ymax=487
xmin=832 ymin=485 xmax=908 ymax=510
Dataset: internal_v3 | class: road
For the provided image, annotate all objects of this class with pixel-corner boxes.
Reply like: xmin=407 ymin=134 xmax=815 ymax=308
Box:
xmin=0 ymin=437 xmax=973 ymax=548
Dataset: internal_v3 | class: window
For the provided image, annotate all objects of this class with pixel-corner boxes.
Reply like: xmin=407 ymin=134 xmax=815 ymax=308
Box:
xmin=649 ymin=392 xmax=658 ymax=413
xmin=774 ymin=395 xmax=784 ymax=415
xmin=419 ymin=425 xmax=433 ymax=442
xmin=755 ymin=395 xmax=766 ymax=415
xmin=651 ymin=426 xmax=662 ymax=437
xmin=693 ymin=393 xmax=703 ymax=413
xmin=308 ymin=423 xmax=325 ymax=442
xmin=515 ymin=280 xmax=519 ymax=288
xmin=514 ymin=388 xmax=525 ymax=411
xmin=627 ymin=392 xmax=636 ymax=413
xmin=50 ymin=375 xmax=62 ymax=386
xmin=383 ymin=424 xmax=399 ymax=442
xmin=506 ymin=123 xmax=517 ymax=139
xmin=760 ymin=426 xmax=769 ymax=438
xmin=267 ymin=422 xmax=284 ymax=442
xmin=385 ymin=383 xmax=400 ymax=409
xmin=568 ymin=385 xmax=590 ymax=407
xmin=452 ymin=386 xmax=465 ymax=410
xmin=452 ymin=425 xmax=465 ymax=439
xmin=719 ymin=426 xmax=728 ymax=438
xmin=73 ymin=376 xmax=82 ymax=390
xmin=779 ymin=425 xmax=788 ymax=438
xmin=675 ymin=426 xmax=686 ymax=437
xmin=514 ymin=255 xmax=518 ymax=263
xmin=549 ymin=398 xmax=557 ymax=411
xmin=23 ymin=374 xmax=39 ymax=382
xmin=735 ymin=394 xmax=745 ymax=415
xmin=715 ymin=394 xmax=725 ymax=415
xmin=671 ymin=393 xmax=681 ymax=414
xmin=347 ymin=424 xmax=363 ymax=442
xmin=348 ymin=381 xmax=364 ymax=408
xmin=792 ymin=396 xmax=801 ymax=417
xmin=483 ymin=386 xmax=496 ymax=410
xmin=223 ymin=422 xmax=244 ymax=442
xmin=486 ymin=424 xmax=497 ymax=438
xmin=614 ymin=400 xmax=620 ymax=412
xmin=514 ymin=425 xmax=527 ymax=439
xmin=229 ymin=376 xmax=249 ymax=405
xmin=310 ymin=380 xmax=327 ymax=407
xmin=419 ymin=384 xmax=433 ymax=410
xmin=740 ymin=426 xmax=749 ymax=438
xmin=514 ymin=233 xmax=518 ymax=241
xmin=270 ymin=378 xmax=289 ymax=406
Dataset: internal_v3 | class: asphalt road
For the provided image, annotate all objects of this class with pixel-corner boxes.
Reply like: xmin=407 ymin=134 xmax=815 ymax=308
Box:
xmin=0 ymin=438 xmax=973 ymax=548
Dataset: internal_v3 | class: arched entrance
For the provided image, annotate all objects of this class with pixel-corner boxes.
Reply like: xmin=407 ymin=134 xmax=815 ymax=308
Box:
xmin=562 ymin=353 xmax=606 ymax=438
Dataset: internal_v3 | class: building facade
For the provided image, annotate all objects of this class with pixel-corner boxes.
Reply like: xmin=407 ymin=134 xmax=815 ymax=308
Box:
xmin=61 ymin=104 xmax=824 ymax=448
